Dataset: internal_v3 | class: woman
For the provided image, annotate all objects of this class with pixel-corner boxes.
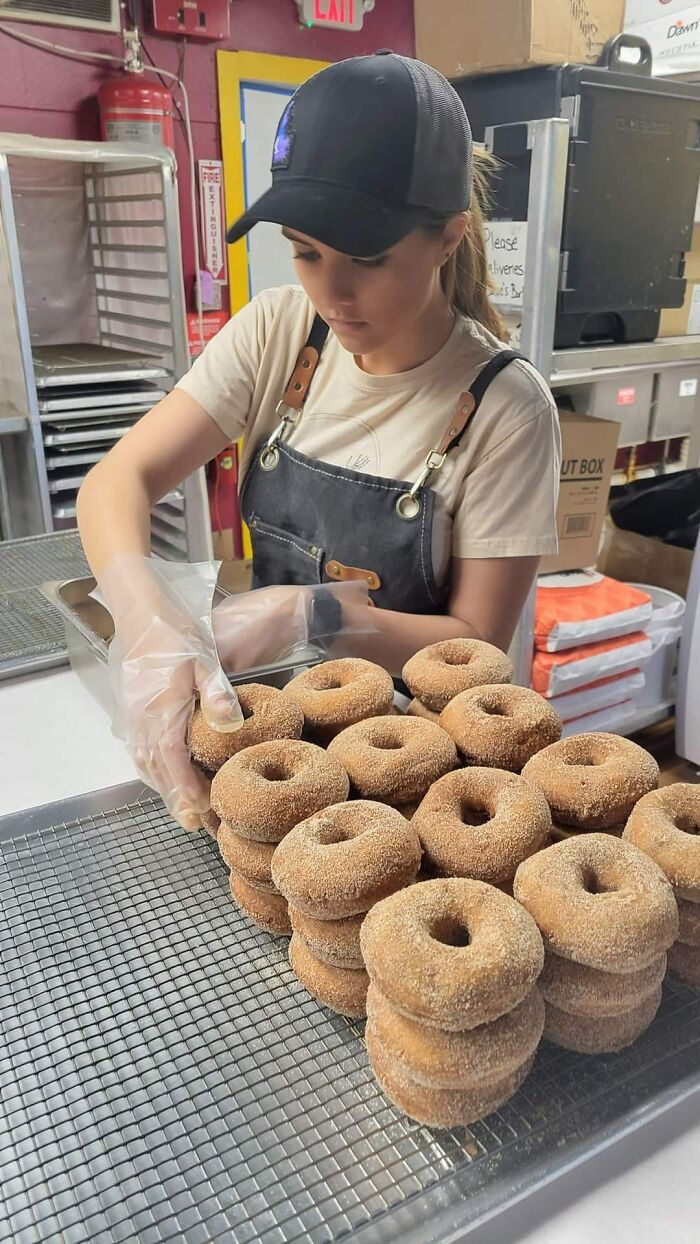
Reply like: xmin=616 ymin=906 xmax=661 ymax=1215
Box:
xmin=77 ymin=51 xmax=560 ymax=830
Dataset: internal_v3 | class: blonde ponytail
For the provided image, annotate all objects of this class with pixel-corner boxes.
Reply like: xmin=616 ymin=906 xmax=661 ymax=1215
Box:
xmin=427 ymin=149 xmax=507 ymax=341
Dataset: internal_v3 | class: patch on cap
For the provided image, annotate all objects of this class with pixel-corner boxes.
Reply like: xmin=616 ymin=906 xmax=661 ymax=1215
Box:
xmin=272 ymin=98 xmax=296 ymax=170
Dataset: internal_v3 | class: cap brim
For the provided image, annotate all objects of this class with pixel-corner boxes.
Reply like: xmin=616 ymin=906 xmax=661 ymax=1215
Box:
xmin=226 ymin=179 xmax=430 ymax=258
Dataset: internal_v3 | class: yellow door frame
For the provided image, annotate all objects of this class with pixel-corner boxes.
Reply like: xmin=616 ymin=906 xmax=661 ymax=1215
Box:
xmin=216 ymin=50 xmax=329 ymax=314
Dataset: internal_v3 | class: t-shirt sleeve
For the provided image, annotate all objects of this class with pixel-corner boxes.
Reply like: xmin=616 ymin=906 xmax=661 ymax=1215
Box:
xmin=451 ymin=398 xmax=562 ymax=559
xmin=175 ymin=295 xmax=265 ymax=441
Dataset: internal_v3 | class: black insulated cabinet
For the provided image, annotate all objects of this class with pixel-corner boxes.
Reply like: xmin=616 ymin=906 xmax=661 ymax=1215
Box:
xmin=456 ymin=37 xmax=700 ymax=348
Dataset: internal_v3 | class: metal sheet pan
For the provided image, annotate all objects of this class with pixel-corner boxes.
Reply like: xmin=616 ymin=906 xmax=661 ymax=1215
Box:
xmin=0 ymin=781 xmax=698 ymax=1244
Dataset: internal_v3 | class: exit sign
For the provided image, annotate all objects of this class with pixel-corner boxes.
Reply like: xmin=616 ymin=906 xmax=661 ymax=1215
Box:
xmin=297 ymin=0 xmax=375 ymax=31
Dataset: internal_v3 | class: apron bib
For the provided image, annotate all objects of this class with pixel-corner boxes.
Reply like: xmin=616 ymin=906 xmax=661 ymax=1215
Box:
xmin=240 ymin=315 xmax=523 ymax=615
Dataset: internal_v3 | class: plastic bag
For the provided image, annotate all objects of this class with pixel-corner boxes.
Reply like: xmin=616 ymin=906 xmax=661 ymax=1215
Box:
xmin=610 ymin=470 xmax=700 ymax=550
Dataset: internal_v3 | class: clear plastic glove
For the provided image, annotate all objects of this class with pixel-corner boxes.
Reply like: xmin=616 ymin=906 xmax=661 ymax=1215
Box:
xmin=99 ymin=555 xmax=243 ymax=831
xmin=212 ymin=580 xmax=375 ymax=675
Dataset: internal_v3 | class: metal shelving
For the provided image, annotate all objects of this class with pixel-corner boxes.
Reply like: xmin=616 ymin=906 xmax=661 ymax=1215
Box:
xmin=0 ymin=134 xmax=212 ymax=560
xmin=486 ymin=115 xmax=700 ymax=725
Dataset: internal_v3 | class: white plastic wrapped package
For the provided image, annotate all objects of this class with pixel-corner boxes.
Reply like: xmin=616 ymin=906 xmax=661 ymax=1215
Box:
xmin=550 ymin=670 xmax=646 ymax=724
xmin=532 ymin=632 xmax=652 ymax=698
xmin=562 ymin=700 xmax=639 ymax=738
xmin=535 ymin=571 xmax=653 ymax=652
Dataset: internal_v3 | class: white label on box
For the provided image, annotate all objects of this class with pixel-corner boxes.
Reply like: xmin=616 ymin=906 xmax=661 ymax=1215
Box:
xmin=688 ymin=284 xmax=700 ymax=334
xmin=679 ymin=377 xmax=699 ymax=397
xmin=624 ymin=6 xmax=700 ymax=76
xmin=485 ymin=221 xmax=527 ymax=308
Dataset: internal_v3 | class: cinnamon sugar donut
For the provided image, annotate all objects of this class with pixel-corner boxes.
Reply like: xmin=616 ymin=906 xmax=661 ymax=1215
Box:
xmin=402 ymin=639 xmax=514 ymax=714
xmin=210 ymin=739 xmax=349 ymax=844
xmin=522 ymin=733 xmax=659 ymax=830
xmin=366 ymin=983 xmax=544 ymax=1089
xmin=513 ymin=834 xmax=678 ymax=973
xmin=367 ymin=1030 xmax=534 ymax=1129
xmin=327 ymin=715 xmax=457 ymax=805
xmin=624 ymin=784 xmax=700 ymax=902
xmin=189 ymin=683 xmax=304 ymax=773
xmin=677 ymin=897 xmax=700 ymax=948
xmin=360 ymin=878 xmax=544 ymax=1031
xmin=282 ymin=658 xmax=394 ymax=742
xmin=271 ymin=800 xmax=421 ymax=919
xmin=667 ymin=940 xmax=700 ymax=987
xmin=219 ymin=825 xmax=276 ymax=890
xmin=440 ymin=685 xmax=562 ymax=772
xmin=289 ymin=933 xmax=368 ymax=1017
xmin=289 ymin=907 xmax=365 ymax=969
xmin=412 ymin=768 xmax=551 ymax=885
xmin=543 ymin=986 xmax=662 ymax=1054
xmin=538 ymin=949 xmax=667 ymax=1018
xmin=229 ymin=872 xmax=291 ymax=937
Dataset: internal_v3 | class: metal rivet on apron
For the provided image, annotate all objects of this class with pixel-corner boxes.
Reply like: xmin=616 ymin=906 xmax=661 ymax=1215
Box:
xmin=260 ymin=446 xmax=280 ymax=471
xmin=293 ymin=382 xmax=303 ymax=391
xmin=310 ymin=546 xmax=318 ymax=555
xmin=395 ymin=493 xmax=421 ymax=521
xmin=302 ymin=359 xmax=311 ymax=368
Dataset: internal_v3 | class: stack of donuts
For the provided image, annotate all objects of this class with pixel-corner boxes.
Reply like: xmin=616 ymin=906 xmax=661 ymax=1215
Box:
xmin=210 ymin=737 xmax=349 ymax=935
xmin=281 ymin=657 xmax=395 ymax=742
xmin=412 ymin=768 xmax=552 ymax=892
xmin=360 ymin=878 xmax=545 ymax=1127
xmin=624 ymin=784 xmax=700 ymax=987
xmin=271 ymin=800 xmax=422 ymax=1017
xmin=521 ymin=733 xmax=660 ymax=839
xmin=514 ymin=834 xmax=678 ymax=1053
xmin=328 ymin=714 xmax=458 ymax=818
xmin=180 ymin=633 xmax=697 ymax=1133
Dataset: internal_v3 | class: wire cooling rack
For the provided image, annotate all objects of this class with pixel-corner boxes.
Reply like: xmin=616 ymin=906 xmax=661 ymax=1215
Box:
xmin=0 ymin=782 xmax=699 ymax=1244
xmin=0 ymin=532 xmax=88 ymax=677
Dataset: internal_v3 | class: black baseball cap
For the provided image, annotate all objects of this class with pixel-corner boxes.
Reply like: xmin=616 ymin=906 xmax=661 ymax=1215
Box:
xmin=226 ymin=51 xmax=473 ymax=258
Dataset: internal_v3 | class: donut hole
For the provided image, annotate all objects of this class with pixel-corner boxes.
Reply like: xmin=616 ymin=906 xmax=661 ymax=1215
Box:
xmin=673 ymin=813 xmax=700 ymax=835
xmin=260 ymin=761 xmax=294 ymax=783
xmin=459 ymin=798 xmax=491 ymax=828
xmin=482 ymin=705 xmax=511 ymax=718
xmin=582 ymin=868 xmax=620 ymax=896
xmin=315 ymin=820 xmax=364 ymax=846
xmin=372 ymin=738 xmax=404 ymax=751
xmin=429 ymin=916 xmax=471 ymax=948
xmin=440 ymin=652 xmax=473 ymax=668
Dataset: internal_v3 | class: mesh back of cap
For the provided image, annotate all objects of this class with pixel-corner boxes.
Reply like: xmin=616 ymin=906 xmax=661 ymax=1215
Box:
xmin=401 ymin=57 xmax=473 ymax=214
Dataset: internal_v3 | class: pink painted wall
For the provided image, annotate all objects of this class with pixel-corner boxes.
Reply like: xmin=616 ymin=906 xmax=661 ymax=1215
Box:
xmin=0 ymin=1 xmax=415 ymax=308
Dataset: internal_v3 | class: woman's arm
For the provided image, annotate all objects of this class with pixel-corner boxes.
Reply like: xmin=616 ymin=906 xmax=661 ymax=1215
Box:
xmin=77 ymin=389 xmax=230 ymax=585
xmin=353 ymin=555 xmax=539 ymax=674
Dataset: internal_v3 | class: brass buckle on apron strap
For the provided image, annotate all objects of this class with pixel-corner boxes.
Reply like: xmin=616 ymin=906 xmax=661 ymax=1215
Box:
xmin=260 ymin=335 xmax=326 ymax=471
xmin=395 ymin=391 xmax=476 ymax=520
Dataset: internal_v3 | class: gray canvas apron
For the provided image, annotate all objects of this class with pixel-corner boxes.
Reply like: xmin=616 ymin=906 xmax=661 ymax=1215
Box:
xmin=240 ymin=315 xmax=523 ymax=614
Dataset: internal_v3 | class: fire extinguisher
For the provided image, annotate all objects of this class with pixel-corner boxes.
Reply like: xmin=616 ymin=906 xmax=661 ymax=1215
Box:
xmin=98 ymin=74 xmax=175 ymax=149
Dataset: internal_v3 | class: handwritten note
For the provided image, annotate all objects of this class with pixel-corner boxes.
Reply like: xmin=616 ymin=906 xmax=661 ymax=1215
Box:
xmin=485 ymin=221 xmax=527 ymax=308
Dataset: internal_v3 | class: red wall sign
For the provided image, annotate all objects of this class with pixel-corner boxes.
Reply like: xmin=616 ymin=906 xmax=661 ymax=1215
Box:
xmin=298 ymin=0 xmax=370 ymax=32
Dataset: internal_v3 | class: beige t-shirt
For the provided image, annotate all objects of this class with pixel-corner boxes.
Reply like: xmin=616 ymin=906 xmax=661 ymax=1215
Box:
xmin=177 ymin=285 xmax=561 ymax=564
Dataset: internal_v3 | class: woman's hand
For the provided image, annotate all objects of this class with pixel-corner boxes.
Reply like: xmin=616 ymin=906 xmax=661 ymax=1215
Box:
xmin=101 ymin=555 xmax=243 ymax=831
xmin=212 ymin=581 xmax=375 ymax=674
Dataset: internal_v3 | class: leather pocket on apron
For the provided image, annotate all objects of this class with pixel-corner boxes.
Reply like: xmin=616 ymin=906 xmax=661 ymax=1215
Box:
xmin=248 ymin=514 xmax=324 ymax=587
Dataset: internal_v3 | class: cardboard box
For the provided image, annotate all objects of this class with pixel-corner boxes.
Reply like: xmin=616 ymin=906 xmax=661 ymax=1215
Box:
xmin=416 ymin=0 xmax=625 ymax=78
xmin=598 ymin=518 xmax=693 ymax=597
xmin=659 ymin=279 xmax=700 ymax=335
xmin=540 ymin=411 xmax=620 ymax=573
xmin=625 ymin=0 xmax=700 ymax=77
